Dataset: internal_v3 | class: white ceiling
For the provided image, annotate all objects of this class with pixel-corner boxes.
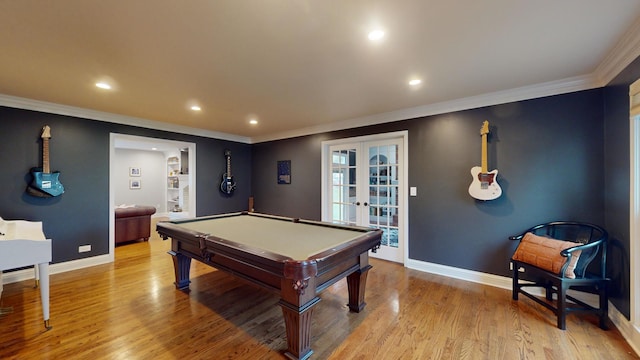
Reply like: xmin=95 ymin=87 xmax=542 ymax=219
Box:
xmin=1 ymin=1 xmax=640 ymax=143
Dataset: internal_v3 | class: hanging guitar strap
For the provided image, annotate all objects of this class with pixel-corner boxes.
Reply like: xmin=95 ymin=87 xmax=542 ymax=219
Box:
xmin=26 ymin=183 xmax=58 ymax=198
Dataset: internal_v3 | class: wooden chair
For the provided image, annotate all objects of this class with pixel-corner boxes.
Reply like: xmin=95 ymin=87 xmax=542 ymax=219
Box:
xmin=509 ymin=221 xmax=608 ymax=330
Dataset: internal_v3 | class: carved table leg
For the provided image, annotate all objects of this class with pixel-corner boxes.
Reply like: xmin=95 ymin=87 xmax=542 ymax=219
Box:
xmin=346 ymin=264 xmax=372 ymax=313
xmin=169 ymin=251 xmax=191 ymax=290
xmin=279 ymin=297 xmax=321 ymax=360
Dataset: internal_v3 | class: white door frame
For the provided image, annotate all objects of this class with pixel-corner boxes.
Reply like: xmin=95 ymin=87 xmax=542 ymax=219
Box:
xmin=629 ymin=82 xmax=640 ymax=331
xmin=321 ymin=131 xmax=409 ymax=264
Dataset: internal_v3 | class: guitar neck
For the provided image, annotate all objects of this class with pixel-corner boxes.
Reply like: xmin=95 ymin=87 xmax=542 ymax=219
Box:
xmin=226 ymin=156 xmax=232 ymax=177
xmin=42 ymin=138 xmax=50 ymax=174
xmin=481 ymin=133 xmax=488 ymax=173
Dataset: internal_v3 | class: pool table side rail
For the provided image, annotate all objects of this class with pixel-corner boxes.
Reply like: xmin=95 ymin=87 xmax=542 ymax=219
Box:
xmin=157 ymin=221 xmax=288 ymax=292
xmin=168 ymin=211 xmax=377 ymax=234
xmin=157 ymin=213 xmax=382 ymax=264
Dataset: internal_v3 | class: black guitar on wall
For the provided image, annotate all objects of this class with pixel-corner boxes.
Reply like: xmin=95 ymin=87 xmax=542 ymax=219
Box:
xmin=220 ymin=149 xmax=236 ymax=195
xmin=27 ymin=125 xmax=65 ymax=198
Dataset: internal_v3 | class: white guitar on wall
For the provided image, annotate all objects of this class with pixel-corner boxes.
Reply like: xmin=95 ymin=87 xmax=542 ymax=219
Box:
xmin=468 ymin=120 xmax=502 ymax=201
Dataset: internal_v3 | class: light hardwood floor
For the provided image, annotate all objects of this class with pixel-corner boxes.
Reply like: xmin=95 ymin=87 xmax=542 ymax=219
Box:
xmin=1 ymin=219 xmax=638 ymax=360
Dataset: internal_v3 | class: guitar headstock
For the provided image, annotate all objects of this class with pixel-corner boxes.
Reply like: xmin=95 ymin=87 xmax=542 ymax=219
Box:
xmin=480 ymin=121 xmax=489 ymax=136
xmin=41 ymin=125 xmax=51 ymax=139
xmin=224 ymin=149 xmax=232 ymax=157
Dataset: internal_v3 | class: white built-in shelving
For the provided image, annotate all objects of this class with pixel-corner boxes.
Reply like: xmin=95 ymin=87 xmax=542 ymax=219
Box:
xmin=166 ymin=156 xmax=189 ymax=216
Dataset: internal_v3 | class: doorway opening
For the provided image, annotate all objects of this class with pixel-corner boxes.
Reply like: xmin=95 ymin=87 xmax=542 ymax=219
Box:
xmin=109 ymin=133 xmax=196 ymax=260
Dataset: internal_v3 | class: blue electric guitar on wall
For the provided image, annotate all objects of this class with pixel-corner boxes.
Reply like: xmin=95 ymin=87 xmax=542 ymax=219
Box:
xmin=468 ymin=120 xmax=501 ymax=201
xmin=27 ymin=125 xmax=65 ymax=198
xmin=220 ymin=149 xmax=236 ymax=195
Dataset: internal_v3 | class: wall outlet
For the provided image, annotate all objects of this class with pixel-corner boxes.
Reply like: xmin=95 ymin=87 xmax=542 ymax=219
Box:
xmin=78 ymin=244 xmax=91 ymax=253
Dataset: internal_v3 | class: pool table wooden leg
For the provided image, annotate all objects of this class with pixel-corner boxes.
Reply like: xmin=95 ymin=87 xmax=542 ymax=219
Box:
xmin=346 ymin=260 xmax=372 ymax=312
xmin=279 ymin=297 xmax=320 ymax=360
xmin=169 ymin=250 xmax=191 ymax=290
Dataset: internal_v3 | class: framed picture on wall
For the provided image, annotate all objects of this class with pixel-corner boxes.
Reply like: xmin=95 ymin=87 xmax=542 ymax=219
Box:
xmin=129 ymin=179 xmax=141 ymax=189
xmin=277 ymin=160 xmax=291 ymax=184
xmin=129 ymin=167 xmax=141 ymax=176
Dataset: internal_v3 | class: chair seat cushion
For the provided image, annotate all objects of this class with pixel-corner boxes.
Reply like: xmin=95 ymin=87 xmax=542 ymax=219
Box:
xmin=512 ymin=232 xmax=582 ymax=278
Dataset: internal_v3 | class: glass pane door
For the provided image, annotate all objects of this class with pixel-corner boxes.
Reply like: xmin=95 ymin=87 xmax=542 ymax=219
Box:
xmin=326 ymin=136 xmax=404 ymax=263
xmin=329 ymin=147 xmax=359 ymax=226
xmin=367 ymin=142 xmax=400 ymax=253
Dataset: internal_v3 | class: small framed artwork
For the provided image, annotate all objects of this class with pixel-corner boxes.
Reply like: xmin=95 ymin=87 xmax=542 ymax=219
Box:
xmin=129 ymin=167 xmax=141 ymax=177
xmin=277 ymin=160 xmax=291 ymax=184
xmin=129 ymin=179 xmax=141 ymax=189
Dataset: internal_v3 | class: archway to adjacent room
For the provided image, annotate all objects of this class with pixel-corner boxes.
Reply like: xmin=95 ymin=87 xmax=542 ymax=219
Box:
xmin=108 ymin=133 xmax=196 ymax=260
xmin=321 ymin=131 xmax=408 ymax=264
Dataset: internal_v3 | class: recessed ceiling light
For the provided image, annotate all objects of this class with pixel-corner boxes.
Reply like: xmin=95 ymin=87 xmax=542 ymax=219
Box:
xmin=368 ymin=30 xmax=385 ymax=41
xmin=151 ymin=147 xmax=158 ymax=151
xmin=95 ymin=82 xmax=112 ymax=90
xmin=249 ymin=119 xmax=258 ymax=125
xmin=190 ymin=105 xmax=201 ymax=111
xmin=409 ymin=79 xmax=422 ymax=86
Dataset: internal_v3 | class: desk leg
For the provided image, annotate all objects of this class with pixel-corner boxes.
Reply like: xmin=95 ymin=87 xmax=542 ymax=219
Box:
xmin=169 ymin=251 xmax=191 ymax=290
xmin=279 ymin=297 xmax=320 ymax=360
xmin=346 ymin=263 xmax=372 ymax=313
xmin=34 ymin=265 xmax=39 ymax=288
xmin=37 ymin=262 xmax=51 ymax=330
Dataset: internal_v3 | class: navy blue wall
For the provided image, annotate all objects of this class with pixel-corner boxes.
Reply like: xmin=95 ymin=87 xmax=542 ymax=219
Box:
xmin=253 ymin=89 xmax=606 ymax=277
xmin=0 ymin=107 xmax=251 ymax=263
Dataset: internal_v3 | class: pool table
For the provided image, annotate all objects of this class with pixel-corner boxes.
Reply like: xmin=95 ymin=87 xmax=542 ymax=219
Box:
xmin=156 ymin=211 xmax=382 ymax=360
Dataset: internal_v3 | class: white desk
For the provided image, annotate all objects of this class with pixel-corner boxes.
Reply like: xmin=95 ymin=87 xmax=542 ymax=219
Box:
xmin=0 ymin=217 xmax=52 ymax=329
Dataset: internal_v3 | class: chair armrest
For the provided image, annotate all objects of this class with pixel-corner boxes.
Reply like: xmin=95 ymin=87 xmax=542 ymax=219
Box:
xmin=509 ymin=235 xmax=523 ymax=241
xmin=559 ymin=238 xmax=603 ymax=256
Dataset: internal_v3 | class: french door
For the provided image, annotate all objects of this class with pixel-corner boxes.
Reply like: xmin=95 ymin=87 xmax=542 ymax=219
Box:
xmin=322 ymin=133 xmax=406 ymax=263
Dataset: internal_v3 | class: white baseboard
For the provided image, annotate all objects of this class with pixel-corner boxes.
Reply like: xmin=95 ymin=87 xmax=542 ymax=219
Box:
xmin=609 ymin=303 xmax=640 ymax=356
xmin=405 ymin=258 xmax=513 ymax=290
xmin=405 ymin=257 xmax=640 ymax=355
xmin=2 ymin=254 xmax=113 ymax=284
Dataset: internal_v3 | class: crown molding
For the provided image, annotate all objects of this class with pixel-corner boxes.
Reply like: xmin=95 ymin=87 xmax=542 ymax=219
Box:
xmin=0 ymin=94 xmax=252 ymax=144
xmin=0 ymin=72 xmax=604 ymax=146
xmin=252 ymin=17 xmax=640 ymax=144
xmin=251 ymin=74 xmax=599 ymax=143
xmin=594 ymin=15 xmax=640 ymax=86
